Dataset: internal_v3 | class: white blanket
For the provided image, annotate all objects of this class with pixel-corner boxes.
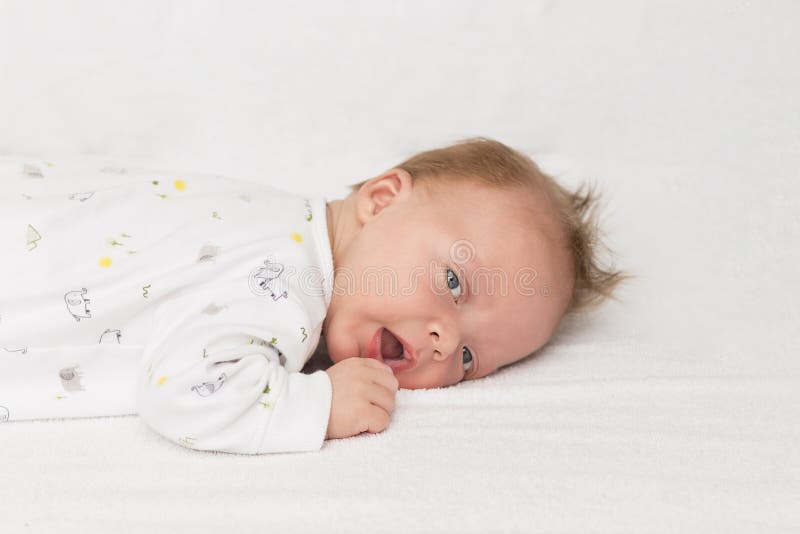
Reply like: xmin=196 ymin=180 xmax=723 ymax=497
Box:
xmin=1 ymin=1 xmax=798 ymax=532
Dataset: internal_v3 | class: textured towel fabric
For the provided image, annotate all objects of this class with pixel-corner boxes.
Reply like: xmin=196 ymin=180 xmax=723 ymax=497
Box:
xmin=2 ymin=1 xmax=800 ymax=532
xmin=0 ymin=158 xmax=335 ymax=453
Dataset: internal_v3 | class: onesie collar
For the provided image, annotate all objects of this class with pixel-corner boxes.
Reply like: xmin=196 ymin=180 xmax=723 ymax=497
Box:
xmin=308 ymin=196 xmax=335 ymax=309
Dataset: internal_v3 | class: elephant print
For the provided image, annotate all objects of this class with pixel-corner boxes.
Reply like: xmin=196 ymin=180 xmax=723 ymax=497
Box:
xmin=191 ymin=373 xmax=227 ymax=397
xmin=59 ymin=366 xmax=85 ymax=392
xmin=99 ymin=329 xmax=122 ymax=343
xmin=64 ymin=288 xmax=91 ymax=321
xmin=248 ymin=258 xmax=289 ymax=300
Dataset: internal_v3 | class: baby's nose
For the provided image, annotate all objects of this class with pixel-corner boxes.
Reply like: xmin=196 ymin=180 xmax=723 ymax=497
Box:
xmin=429 ymin=328 xmax=458 ymax=361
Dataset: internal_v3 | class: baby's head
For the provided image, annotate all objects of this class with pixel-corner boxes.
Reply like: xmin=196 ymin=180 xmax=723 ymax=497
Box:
xmin=322 ymin=137 xmax=630 ymax=389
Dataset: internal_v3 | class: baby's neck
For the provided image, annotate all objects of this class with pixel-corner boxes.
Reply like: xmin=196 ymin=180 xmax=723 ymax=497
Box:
xmin=325 ymin=195 xmax=359 ymax=271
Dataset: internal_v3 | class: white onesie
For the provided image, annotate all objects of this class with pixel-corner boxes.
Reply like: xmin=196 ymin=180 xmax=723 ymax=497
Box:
xmin=0 ymin=157 xmax=335 ymax=454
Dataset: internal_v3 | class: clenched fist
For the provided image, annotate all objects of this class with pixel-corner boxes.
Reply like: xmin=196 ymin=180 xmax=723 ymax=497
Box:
xmin=324 ymin=357 xmax=399 ymax=440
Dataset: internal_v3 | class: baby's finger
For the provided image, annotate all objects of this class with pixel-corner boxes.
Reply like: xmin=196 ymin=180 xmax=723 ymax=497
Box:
xmin=367 ymin=382 xmax=397 ymax=414
xmin=370 ymin=368 xmax=400 ymax=392
xmin=360 ymin=357 xmax=394 ymax=374
xmin=365 ymin=406 xmax=391 ymax=434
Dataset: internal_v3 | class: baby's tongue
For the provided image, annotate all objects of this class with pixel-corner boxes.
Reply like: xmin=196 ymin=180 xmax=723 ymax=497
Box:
xmin=380 ymin=329 xmax=404 ymax=359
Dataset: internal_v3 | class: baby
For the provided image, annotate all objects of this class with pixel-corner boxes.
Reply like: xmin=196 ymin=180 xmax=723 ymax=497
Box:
xmin=0 ymin=138 xmax=628 ymax=452
xmin=320 ymin=138 xmax=628 ymax=439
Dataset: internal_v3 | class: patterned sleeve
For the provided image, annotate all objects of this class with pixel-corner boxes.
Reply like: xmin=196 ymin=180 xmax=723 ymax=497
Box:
xmin=136 ymin=278 xmax=332 ymax=454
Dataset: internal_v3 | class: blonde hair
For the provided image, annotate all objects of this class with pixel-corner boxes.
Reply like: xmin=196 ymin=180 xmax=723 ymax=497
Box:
xmin=348 ymin=137 xmax=634 ymax=314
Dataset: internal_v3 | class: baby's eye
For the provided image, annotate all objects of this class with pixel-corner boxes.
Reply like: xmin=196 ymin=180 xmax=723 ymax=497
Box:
xmin=462 ymin=346 xmax=473 ymax=373
xmin=446 ymin=267 xmax=462 ymax=301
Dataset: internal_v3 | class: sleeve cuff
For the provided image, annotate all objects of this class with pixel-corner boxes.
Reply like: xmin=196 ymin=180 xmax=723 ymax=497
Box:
xmin=255 ymin=369 xmax=332 ymax=453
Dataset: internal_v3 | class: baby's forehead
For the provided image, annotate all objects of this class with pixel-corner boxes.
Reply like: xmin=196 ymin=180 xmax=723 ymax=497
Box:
xmin=464 ymin=218 xmax=570 ymax=309
xmin=427 ymin=180 xmax=558 ymax=227
xmin=415 ymin=179 xmax=570 ymax=283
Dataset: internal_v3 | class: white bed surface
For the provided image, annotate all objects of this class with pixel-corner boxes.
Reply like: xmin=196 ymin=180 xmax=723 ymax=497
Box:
xmin=1 ymin=1 xmax=799 ymax=532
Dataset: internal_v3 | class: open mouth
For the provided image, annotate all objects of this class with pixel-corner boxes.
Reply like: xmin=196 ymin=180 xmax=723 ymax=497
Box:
xmin=367 ymin=327 xmax=415 ymax=372
xmin=380 ymin=328 xmax=405 ymax=360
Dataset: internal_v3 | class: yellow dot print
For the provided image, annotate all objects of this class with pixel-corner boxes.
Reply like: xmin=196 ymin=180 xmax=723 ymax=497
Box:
xmin=290 ymin=232 xmax=303 ymax=243
xmin=98 ymin=256 xmax=112 ymax=267
xmin=156 ymin=376 xmax=168 ymax=386
xmin=174 ymin=179 xmax=186 ymax=191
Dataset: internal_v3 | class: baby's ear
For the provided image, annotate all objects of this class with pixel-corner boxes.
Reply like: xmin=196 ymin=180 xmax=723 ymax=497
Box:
xmin=385 ymin=167 xmax=413 ymax=183
xmin=373 ymin=167 xmax=414 ymax=193
xmin=355 ymin=168 xmax=413 ymax=221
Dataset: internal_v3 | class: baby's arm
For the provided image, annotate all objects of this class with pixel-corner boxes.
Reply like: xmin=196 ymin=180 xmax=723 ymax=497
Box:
xmin=136 ymin=279 xmax=331 ymax=454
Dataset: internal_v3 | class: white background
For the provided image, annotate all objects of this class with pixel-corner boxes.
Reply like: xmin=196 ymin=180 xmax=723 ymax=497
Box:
xmin=1 ymin=1 xmax=798 ymax=532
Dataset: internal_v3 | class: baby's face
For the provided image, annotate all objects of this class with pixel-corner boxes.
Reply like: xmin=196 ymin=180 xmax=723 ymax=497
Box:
xmin=323 ymin=171 xmax=571 ymax=389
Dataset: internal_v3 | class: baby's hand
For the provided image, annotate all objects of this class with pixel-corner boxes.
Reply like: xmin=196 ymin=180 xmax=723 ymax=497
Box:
xmin=324 ymin=357 xmax=399 ymax=440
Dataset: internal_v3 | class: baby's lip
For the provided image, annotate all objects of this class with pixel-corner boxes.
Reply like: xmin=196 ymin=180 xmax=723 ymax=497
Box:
xmin=366 ymin=327 xmax=416 ymax=372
